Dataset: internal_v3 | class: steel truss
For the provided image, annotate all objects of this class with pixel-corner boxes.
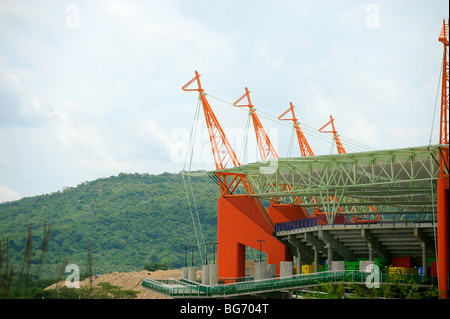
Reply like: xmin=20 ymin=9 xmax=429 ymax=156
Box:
xmin=214 ymin=145 xmax=444 ymax=224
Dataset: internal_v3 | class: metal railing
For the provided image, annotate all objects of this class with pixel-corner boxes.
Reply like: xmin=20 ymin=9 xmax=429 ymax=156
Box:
xmin=275 ymin=213 xmax=436 ymax=233
xmin=142 ymin=277 xmax=208 ymax=297
xmin=142 ymin=270 xmax=435 ymax=298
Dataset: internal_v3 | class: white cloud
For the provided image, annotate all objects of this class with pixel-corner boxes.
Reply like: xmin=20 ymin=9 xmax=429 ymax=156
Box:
xmin=0 ymin=185 xmax=22 ymax=203
xmin=254 ymin=39 xmax=286 ymax=70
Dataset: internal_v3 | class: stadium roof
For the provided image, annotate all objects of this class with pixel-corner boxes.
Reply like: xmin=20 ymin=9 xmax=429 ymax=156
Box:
xmin=210 ymin=145 xmax=445 ymax=220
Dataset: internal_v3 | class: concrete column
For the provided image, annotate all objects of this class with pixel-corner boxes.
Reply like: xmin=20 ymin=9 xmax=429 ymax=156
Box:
xmin=421 ymin=243 xmax=428 ymax=277
xmin=280 ymin=261 xmax=293 ymax=278
xmin=331 ymin=261 xmax=345 ymax=272
xmin=209 ymin=264 xmax=218 ymax=285
xmin=314 ymin=248 xmax=319 ymax=273
xmin=254 ymin=262 xmax=266 ymax=281
xmin=360 ymin=260 xmax=374 ymax=272
xmin=182 ymin=267 xmax=189 ymax=280
xmin=368 ymin=243 xmax=374 ymax=261
xmin=296 ymin=248 xmax=302 ymax=274
xmin=254 ymin=262 xmax=277 ymax=280
xmin=266 ymin=264 xmax=276 ymax=278
xmin=188 ymin=266 xmax=197 ymax=282
xmin=202 ymin=264 xmax=210 ymax=285
xmin=265 ymin=264 xmax=277 ymax=279
xmin=326 ymin=243 xmax=333 ymax=271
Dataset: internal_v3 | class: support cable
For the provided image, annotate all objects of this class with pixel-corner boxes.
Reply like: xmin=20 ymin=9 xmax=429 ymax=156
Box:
xmin=429 ymin=51 xmax=444 ymax=145
xmin=287 ymin=123 xmax=295 ymax=157
xmin=182 ymin=95 xmax=204 ymax=264
xmin=206 ymin=93 xmax=375 ymax=154
xmin=238 ymin=110 xmax=252 ymax=164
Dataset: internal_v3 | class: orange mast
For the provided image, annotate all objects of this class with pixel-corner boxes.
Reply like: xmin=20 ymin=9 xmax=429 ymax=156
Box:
xmin=319 ymin=115 xmax=346 ymax=154
xmin=233 ymin=87 xmax=278 ymax=160
xmin=437 ymin=18 xmax=449 ymax=299
xmin=439 ymin=19 xmax=449 ymax=154
xmin=278 ymin=102 xmax=314 ymax=157
xmin=182 ymin=71 xmax=250 ymax=197
xmin=183 ymin=72 xmax=290 ymax=279
xmin=182 ymin=71 xmax=240 ymax=170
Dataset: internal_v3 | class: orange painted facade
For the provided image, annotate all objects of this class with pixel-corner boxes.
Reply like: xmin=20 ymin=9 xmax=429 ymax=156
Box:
xmin=268 ymin=203 xmax=310 ymax=224
xmin=217 ymin=197 xmax=292 ymax=280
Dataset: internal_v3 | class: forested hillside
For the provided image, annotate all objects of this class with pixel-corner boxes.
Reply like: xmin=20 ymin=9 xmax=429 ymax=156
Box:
xmin=0 ymin=172 xmax=219 ymax=278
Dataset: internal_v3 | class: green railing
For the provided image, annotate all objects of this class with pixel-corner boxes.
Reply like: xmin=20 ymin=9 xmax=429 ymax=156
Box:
xmin=142 ymin=278 xmax=209 ymax=297
xmin=142 ymin=271 xmax=434 ymax=298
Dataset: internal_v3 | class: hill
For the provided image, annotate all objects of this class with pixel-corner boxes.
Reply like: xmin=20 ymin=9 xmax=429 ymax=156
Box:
xmin=45 ymin=269 xmax=189 ymax=299
xmin=0 ymin=172 xmax=219 ymax=279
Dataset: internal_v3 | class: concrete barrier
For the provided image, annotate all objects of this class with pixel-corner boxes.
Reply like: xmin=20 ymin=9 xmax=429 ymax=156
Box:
xmin=280 ymin=261 xmax=293 ymax=278
xmin=209 ymin=264 xmax=218 ymax=285
xmin=188 ymin=266 xmax=197 ymax=282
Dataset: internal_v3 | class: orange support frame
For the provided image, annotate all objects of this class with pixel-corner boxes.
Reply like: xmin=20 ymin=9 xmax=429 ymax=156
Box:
xmin=318 ymin=115 xmax=346 ymax=154
xmin=182 ymin=71 xmax=241 ymax=170
xmin=217 ymin=197 xmax=292 ymax=280
xmin=233 ymin=87 xmax=279 ymax=160
xmin=278 ymin=102 xmax=314 ymax=157
xmin=437 ymin=18 xmax=449 ymax=299
xmin=183 ymin=71 xmax=251 ymax=198
xmin=267 ymin=204 xmax=310 ymax=224
xmin=184 ymin=72 xmax=293 ymax=281
xmin=234 ymin=90 xmax=312 ymax=234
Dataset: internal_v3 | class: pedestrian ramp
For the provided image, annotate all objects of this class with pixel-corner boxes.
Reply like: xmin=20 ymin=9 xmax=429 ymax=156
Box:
xmin=142 ymin=270 xmax=428 ymax=298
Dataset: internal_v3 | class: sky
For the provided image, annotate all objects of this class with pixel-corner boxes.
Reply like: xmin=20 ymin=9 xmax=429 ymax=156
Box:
xmin=0 ymin=0 xmax=448 ymax=202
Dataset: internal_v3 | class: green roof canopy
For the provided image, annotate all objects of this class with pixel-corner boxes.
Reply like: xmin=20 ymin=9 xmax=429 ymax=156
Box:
xmin=209 ymin=145 xmax=446 ymax=222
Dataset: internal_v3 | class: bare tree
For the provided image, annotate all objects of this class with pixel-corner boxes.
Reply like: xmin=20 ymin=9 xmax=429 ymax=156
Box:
xmin=16 ymin=225 xmax=33 ymax=297
xmin=56 ymin=256 xmax=69 ymax=288
xmin=86 ymin=243 xmax=93 ymax=291
xmin=0 ymin=238 xmax=14 ymax=298
xmin=35 ymin=222 xmax=51 ymax=283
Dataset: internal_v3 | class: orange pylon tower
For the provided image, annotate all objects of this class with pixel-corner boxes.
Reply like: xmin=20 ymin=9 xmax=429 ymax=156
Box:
xmin=278 ymin=106 xmax=347 ymax=219
xmin=233 ymin=87 xmax=279 ymax=161
xmin=437 ymin=18 xmax=449 ymax=299
xmin=277 ymin=102 xmax=324 ymax=217
xmin=278 ymin=102 xmax=314 ymax=157
xmin=182 ymin=71 xmax=250 ymax=197
xmin=319 ymin=115 xmax=346 ymax=154
xmin=234 ymin=91 xmax=310 ymax=224
xmin=318 ymin=115 xmax=379 ymax=222
xmin=183 ymin=72 xmax=290 ymax=280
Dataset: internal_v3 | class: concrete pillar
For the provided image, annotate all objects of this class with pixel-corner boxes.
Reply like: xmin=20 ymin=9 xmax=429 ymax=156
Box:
xmin=209 ymin=264 xmax=218 ymax=285
xmin=266 ymin=264 xmax=276 ymax=278
xmin=360 ymin=260 xmax=374 ymax=272
xmin=421 ymin=243 xmax=428 ymax=277
xmin=182 ymin=267 xmax=189 ymax=280
xmin=368 ymin=243 xmax=374 ymax=261
xmin=331 ymin=261 xmax=345 ymax=272
xmin=314 ymin=248 xmax=319 ymax=273
xmin=202 ymin=264 xmax=210 ymax=285
xmin=280 ymin=261 xmax=293 ymax=278
xmin=188 ymin=266 xmax=197 ymax=282
xmin=326 ymin=243 xmax=333 ymax=271
xmin=254 ymin=262 xmax=266 ymax=281
xmin=296 ymin=248 xmax=302 ymax=274
xmin=254 ymin=262 xmax=277 ymax=280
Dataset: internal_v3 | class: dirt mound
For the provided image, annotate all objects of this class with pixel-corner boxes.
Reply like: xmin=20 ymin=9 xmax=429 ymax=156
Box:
xmin=46 ymin=269 xmax=202 ymax=299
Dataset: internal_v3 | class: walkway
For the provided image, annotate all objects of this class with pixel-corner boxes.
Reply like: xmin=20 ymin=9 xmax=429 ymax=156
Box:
xmin=142 ymin=270 xmax=432 ymax=298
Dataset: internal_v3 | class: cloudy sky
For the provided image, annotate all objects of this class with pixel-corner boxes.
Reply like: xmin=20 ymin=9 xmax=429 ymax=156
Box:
xmin=0 ymin=0 xmax=448 ymax=202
